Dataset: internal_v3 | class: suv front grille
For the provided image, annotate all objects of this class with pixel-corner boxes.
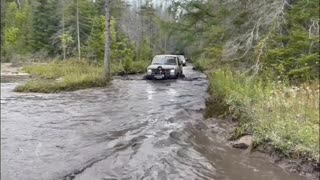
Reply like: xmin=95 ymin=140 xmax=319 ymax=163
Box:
xmin=152 ymin=69 xmax=170 ymax=75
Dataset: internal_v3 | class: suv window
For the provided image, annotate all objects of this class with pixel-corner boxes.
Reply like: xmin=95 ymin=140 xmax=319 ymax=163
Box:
xmin=167 ymin=58 xmax=177 ymax=65
xmin=152 ymin=56 xmax=177 ymax=65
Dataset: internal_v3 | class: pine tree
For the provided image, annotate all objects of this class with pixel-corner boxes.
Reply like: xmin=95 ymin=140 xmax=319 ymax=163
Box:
xmin=32 ymin=0 xmax=60 ymax=55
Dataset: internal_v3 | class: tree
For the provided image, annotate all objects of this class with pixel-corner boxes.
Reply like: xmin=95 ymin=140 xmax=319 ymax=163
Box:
xmin=167 ymin=0 xmax=319 ymax=81
xmin=104 ymin=0 xmax=111 ymax=79
xmin=32 ymin=0 xmax=60 ymax=56
xmin=1 ymin=0 xmax=6 ymax=59
xmin=60 ymin=0 xmax=66 ymax=60
xmin=76 ymin=0 xmax=81 ymax=60
xmin=2 ymin=0 xmax=33 ymax=61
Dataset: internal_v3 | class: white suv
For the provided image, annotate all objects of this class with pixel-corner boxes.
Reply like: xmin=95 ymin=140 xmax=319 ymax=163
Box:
xmin=178 ymin=55 xmax=186 ymax=66
xmin=146 ymin=55 xmax=184 ymax=80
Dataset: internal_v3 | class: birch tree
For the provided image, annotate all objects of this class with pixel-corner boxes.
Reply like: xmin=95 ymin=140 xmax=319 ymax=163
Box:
xmin=104 ymin=0 xmax=111 ymax=79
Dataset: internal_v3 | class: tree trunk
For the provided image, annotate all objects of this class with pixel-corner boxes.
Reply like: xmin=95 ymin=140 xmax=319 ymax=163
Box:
xmin=104 ymin=0 xmax=111 ymax=80
xmin=76 ymin=0 xmax=81 ymax=60
xmin=15 ymin=0 xmax=20 ymax=9
xmin=164 ymin=32 xmax=167 ymax=53
xmin=1 ymin=0 xmax=6 ymax=57
xmin=62 ymin=1 xmax=66 ymax=60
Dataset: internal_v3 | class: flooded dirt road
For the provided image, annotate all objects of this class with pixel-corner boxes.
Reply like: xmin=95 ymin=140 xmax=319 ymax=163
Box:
xmin=1 ymin=66 xmax=308 ymax=180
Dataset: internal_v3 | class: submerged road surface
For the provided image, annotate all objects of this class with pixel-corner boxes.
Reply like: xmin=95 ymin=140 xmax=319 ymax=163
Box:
xmin=1 ymin=66 xmax=308 ymax=180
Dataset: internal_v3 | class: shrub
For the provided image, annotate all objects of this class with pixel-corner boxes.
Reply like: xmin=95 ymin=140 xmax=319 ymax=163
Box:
xmin=193 ymin=59 xmax=213 ymax=71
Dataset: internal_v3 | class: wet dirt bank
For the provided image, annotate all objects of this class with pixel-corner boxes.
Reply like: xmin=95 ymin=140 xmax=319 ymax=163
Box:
xmin=1 ymin=66 xmax=311 ymax=180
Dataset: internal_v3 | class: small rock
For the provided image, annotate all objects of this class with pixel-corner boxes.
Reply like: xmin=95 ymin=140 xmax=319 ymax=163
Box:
xmin=232 ymin=135 xmax=253 ymax=149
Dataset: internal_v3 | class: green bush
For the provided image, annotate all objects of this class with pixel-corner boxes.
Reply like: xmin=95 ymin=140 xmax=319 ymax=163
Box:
xmin=193 ymin=59 xmax=213 ymax=71
xmin=112 ymin=60 xmax=149 ymax=75
xmin=129 ymin=61 xmax=149 ymax=74
xmin=122 ymin=56 xmax=133 ymax=73
xmin=111 ymin=63 xmax=125 ymax=75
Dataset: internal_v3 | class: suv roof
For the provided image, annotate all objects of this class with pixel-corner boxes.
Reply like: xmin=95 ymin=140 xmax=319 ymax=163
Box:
xmin=155 ymin=54 xmax=177 ymax=57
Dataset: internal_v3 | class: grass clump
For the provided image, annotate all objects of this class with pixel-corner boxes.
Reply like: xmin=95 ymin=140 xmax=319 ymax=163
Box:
xmin=15 ymin=59 xmax=149 ymax=93
xmin=15 ymin=60 xmax=108 ymax=93
xmin=208 ymin=69 xmax=319 ymax=162
xmin=22 ymin=60 xmax=102 ymax=78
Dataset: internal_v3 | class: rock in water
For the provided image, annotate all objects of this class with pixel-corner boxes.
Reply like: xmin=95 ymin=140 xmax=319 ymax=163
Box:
xmin=232 ymin=135 xmax=253 ymax=149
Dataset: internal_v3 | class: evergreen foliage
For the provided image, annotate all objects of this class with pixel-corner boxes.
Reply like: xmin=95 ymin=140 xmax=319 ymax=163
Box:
xmin=1 ymin=0 xmax=165 ymax=65
xmin=32 ymin=0 xmax=60 ymax=55
xmin=167 ymin=0 xmax=319 ymax=82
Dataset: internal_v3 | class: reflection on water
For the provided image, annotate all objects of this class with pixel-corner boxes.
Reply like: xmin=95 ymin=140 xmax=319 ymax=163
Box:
xmin=146 ymin=85 xmax=155 ymax=100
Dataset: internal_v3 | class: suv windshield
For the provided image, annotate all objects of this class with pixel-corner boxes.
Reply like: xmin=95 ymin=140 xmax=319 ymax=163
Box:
xmin=152 ymin=56 xmax=177 ymax=65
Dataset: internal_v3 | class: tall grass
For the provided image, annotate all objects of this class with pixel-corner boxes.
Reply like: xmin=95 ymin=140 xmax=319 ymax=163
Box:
xmin=22 ymin=60 xmax=103 ymax=79
xmin=15 ymin=60 xmax=108 ymax=93
xmin=208 ymin=69 xmax=319 ymax=161
xmin=15 ymin=59 xmax=149 ymax=93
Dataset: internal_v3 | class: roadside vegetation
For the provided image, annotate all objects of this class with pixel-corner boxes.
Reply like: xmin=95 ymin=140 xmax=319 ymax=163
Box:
xmin=207 ymin=69 xmax=319 ymax=161
xmin=14 ymin=59 xmax=149 ymax=93
xmin=2 ymin=0 xmax=162 ymax=93
xmin=14 ymin=60 xmax=106 ymax=93
xmin=167 ymin=0 xmax=320 ymax=166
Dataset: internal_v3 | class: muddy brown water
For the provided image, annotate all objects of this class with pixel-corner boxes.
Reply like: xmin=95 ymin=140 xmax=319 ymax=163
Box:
xmin=1 ymin=66 xmax=309 ymax=180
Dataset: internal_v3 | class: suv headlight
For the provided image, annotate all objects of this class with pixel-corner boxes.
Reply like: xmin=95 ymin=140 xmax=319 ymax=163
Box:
xmin=170 ymin=69 xmax=175 ymax=75
xmin=147 ymin=69 xmax=152 ymax=75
